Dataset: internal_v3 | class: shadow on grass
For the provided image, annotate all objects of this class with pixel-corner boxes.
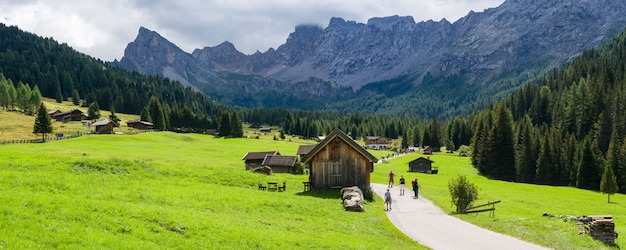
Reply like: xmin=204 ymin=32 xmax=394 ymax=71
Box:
xmin=296 ymin=190 xmax=342 ymax=199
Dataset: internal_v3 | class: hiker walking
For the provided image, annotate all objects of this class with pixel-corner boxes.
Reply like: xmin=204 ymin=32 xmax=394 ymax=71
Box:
xmin=412 ymin=178 xmax=420 ymax=198
xmin=399 ymin=175 xmax=405 ymax=196
xmin=388 ymin=171 xmax=395 ymax=188
xmin=384 ymin=189 xmax=392 ymax=211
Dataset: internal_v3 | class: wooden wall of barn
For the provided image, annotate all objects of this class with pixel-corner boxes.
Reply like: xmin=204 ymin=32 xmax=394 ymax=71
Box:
xmin=309 ymin=138 xmax=371 ymax=190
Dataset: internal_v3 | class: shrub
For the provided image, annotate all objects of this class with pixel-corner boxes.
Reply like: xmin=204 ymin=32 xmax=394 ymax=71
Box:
xmin=448 ymin=175 xmax=479 ymax=213
xmin=458 ymin=145 xmax=471 ymax=157
xmin=251 ymin=166 xmax=273 ymax=175
xmin=360 ymin=185 xmax=374 ymax=202
xmin=293 ymin=161 xmax=305 ymax=175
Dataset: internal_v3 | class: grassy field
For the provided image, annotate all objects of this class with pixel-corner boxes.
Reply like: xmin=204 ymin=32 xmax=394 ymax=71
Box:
xmin=0 ymin=98 xmax=140 ymax=141
xmin=372 ymin=152 xmax=625 ymax=249
xmin=2 ymin=105 xmax=624 ymax=249
xmin=0 ymin=132 xmax=423 ymax=249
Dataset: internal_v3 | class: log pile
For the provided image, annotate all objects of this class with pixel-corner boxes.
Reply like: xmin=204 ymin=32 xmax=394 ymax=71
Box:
xmin=580 ymin=215 xmax=618 ymax=245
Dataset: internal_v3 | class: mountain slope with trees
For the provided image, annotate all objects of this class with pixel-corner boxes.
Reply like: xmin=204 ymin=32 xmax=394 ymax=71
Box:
xmin=117 ymin=0 xmax=626 ymax=118
xmin=470 ymin=25 xmax=626 ymax=193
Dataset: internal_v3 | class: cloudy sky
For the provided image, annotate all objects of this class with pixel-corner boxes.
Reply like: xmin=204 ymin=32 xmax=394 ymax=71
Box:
xmin=1 ymin=0 xmax=504 ymax=62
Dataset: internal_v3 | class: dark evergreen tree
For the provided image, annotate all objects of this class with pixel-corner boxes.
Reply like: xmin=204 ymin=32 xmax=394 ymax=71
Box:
xmin=401 ymin=128 xmax=409 ymax=149
xmin=616 ymin=137 xmax=626 ymax=193
xmin=55 ymin=86 xmax=63 ymax=103
xmin=576 ymin=136 xmax=601 ymax=190
xmin=412 ymin=124 xmax=422 ymax=147
xmin=423 ymin=118 xmax=443 ymax=151
xmin=147 ymin=96 xmax=166 ymax=131
xmin=219 ymin=112 xmax=231 ymax=137
xmin=71 ymin=89 xmax=80 ymax=105
xmin=87 ymin=101 xmax=101 ymax=121
xmin=515 ymin=115 xmax=537 ymax=183
xmin=33 ymin=103 xmax=53 ymax=142
xmin=535 ymin=133 xmax=554 ymax=185
xmin=487 ymin=103 xmax=516 ymax=181
xmin=600 ymin=163 xmax=619 ymax=203
xmin=140 ymin=106 xmax=151 ymax=121
xmin=108 ymin=107 xmax=120 ymax=127
xmin=230 ymin=112 xmax=244 ymax=138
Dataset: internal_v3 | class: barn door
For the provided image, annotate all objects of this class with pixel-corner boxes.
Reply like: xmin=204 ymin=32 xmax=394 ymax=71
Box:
xmin=329 ymin=161 xmax=342 ymax=187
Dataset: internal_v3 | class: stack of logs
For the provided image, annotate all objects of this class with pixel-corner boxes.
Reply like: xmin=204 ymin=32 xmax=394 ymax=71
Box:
xmin=580 ymin=215 xmax=618 ymax=245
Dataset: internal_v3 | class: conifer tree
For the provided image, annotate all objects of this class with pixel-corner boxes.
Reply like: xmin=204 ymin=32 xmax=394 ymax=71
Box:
xmin=515 ymin=115 xmax=537 ymax=183
xmin=230 ymin=112 xmax=243 ymax=138
xmin=535 ymin=133 xmax=554 ymax=185
xmin=412 ymin=124 xmax=422 ymax=147
xmin=33 ymin=103 xmax=53 ymax=142
xmin=108 ymin=107 xmax=120 ymax=127
xmin=140 ymin=106 xmax=151 ymax=121
xmin=88 ymin=101 xmax=101 ymax=121
xmin=576 ymin=136 xmax=601 ymax=190
xmin=71 ymin=90 xmax=80 ymax=105
xmin=28 ymin=86 xmax=42 ymax=115
xmin=600 ymin=164 xmax=618 ymax=203
xmin=219 ymin=112 xmax=231 ymax=137
xmin=401 ymin=129 xmax=409 ymax=149
xmin=488 ymin=103 xmax=516 ymax=181
xmin=147 ymin=97 xmax=166 ymax=131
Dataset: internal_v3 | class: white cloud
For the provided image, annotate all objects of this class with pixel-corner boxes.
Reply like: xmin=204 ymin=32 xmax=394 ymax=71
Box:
xmin=0 ymin=0 xmax=504 ymax=61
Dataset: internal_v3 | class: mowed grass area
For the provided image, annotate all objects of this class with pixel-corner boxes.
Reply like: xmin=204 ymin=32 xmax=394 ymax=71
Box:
xmin=0 ymin=132 xmax=423 ymax=249
xmin=0 ymin=98 xmax=140 ymax=141
xmin=372 ymin=152 xmax=625 ymax=249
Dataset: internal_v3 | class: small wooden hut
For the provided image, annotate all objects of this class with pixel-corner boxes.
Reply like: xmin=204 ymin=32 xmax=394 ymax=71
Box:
xmin=93 ymin=119 xmax=115 ymax=134
xmin=262 ymin=155 xmax=297 ymax=173
xmin=302 ymin=129 xmax=378 ymax=190
xmin=408 ymin=156 xmax=436 ymax=174
xmin=242 ymin=151 xmax=281 ymax=170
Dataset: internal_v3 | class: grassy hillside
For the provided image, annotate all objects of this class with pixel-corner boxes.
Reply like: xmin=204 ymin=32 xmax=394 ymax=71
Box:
xmin=0 ymin=132 xmax=422 ymax=249
xmin=372 ymin=153 xmax=625 ymax=249
xmin=0 ymin=98 xmax=140 ymax=141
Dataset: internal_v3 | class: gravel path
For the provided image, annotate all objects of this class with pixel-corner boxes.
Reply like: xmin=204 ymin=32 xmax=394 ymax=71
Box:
xmin=371 ymin=183 xmax=551 ymax=250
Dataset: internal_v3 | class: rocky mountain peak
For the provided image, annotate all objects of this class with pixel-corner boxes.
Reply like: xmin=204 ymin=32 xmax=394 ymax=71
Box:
xmin=115 ymin=0 xmax=626 ymax=116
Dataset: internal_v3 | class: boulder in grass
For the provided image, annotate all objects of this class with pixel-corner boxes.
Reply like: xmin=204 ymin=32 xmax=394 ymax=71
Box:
xmin=341 ymin=186 xmax=364 ymax=212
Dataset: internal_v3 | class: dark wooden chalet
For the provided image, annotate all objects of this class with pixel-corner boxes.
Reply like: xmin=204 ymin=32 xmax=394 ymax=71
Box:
xmin=92 ymin=119 xmax=115 ymax=134
xmin=302 ymin=129 xmax=378 ymax=190
xmin=242 ymin=151 xmax=281 ymax=170
xmin=408 ymin=156 xmax=437 ymax=174
xmin=296 ymin=145 xmax=316 ymax=160
xmin=262 ymin=155 xmax=297 ymax=173
xmin=48 ymin=109 xmax=61 ymax=117
xmin=127 ymin=120 xmax=154 ymax=130
xmin=53 ymin=109 xmax=85 ymax=122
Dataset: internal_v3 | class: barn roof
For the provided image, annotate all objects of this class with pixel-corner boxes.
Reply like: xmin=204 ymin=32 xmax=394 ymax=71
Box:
xmin=409 ymin=156 xmax=434 ymax=164
xmin=242 ymin=151 xmax=280 ymax=161
xmin=302 ymin=129 xmax=378 ymax=163
xmin=297 ymin=145 xmax=316 ymax=155
xmin=262 ymin=155 xmax=297 ymax=167
xmin=92 ymin=119 xmax=114 ymax=126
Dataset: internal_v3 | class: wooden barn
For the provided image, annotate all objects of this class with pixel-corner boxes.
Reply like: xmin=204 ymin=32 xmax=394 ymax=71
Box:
xmin=92 ymin=119 xmax=115 ymax=134
xmin=127 ymin=120 xmax=154 ymax=130
xmin=242 ymin=151 xmax=281 ymax=170
xmin=297 ymin=145 xmax=316 ymax=160
xmin=408 ymin=156 xmax=437 ymax=174
xmin=53 ymin=109 xmax=86 ymax=122
xmin=302 ymin=129 xmax=378 ymax=190
xmin=262 ymin=155 xmax=297 ymax=173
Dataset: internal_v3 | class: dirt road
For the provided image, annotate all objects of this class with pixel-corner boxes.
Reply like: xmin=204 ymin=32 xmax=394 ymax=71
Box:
xmin=371 ymin=183 xmax=551 ymax=250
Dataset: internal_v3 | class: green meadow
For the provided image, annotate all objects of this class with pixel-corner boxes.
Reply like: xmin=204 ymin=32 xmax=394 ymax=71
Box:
xmin=0 ymin=132 xmax=422 ymax=249
xmin=372 ymin=153 xmax=625 ymax=249
xmin=0 ymin=131 xmax=623 ymax=249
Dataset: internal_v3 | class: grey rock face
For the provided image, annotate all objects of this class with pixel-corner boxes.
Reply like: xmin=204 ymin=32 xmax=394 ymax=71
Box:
xmin=115 ymin=0 xmax=626 ymax=113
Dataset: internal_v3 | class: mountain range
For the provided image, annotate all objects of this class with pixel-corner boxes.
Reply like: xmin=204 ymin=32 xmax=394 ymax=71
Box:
xmin=115 ymin=0 xmax=626 ymax=118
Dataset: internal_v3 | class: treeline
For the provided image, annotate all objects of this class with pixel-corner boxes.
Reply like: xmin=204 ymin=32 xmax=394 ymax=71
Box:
xmin=0 ymin=74 xmax=42 ymax=115
xmin=470 ymin=26 xmax=626 ymax=193
xmin=0 ymin=23 xmax=236 ymax=134
xmin=0 ymin=24 xmax=475 ymax=145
